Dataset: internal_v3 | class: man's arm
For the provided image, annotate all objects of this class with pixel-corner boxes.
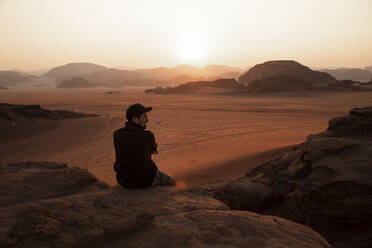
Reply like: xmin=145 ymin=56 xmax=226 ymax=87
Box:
xmin=146 ymin=131 xmax=158 ymax=154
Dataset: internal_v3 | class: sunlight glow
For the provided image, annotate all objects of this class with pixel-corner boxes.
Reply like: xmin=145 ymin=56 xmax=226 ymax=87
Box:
xmin=178 ymin=39 xmax=207 ymax=61
xmin=0 ymin=0 xmax=371 ymax=69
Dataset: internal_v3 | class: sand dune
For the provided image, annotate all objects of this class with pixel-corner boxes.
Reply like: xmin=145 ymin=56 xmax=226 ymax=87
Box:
xmin=1 ymin=88 xmax=372 ymax=187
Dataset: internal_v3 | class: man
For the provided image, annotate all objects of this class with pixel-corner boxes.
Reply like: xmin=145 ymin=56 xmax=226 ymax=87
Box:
xmin=113 ymin=103 xmax=175 ymax=188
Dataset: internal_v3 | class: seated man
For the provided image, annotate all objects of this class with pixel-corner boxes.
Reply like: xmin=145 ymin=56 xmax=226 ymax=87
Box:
xmin=113 ymin=103 xmax=175 ymax=188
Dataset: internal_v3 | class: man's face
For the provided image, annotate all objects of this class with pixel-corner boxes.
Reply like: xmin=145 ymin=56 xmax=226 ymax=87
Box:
xmin=134 ymin=112 xmax=148 ymax=129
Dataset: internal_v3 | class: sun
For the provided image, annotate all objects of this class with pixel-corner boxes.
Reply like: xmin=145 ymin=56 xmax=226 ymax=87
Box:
xmin=178 ymin=39 xmax=206 ymax=62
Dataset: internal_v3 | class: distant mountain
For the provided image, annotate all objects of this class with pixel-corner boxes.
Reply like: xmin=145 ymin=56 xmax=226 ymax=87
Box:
xmin=57 ymin=77 xmax=96 ymax=88
xmin=136 ymin=65 xmax=199 ymax=81
xmin=82 ymin=68 xmax=157 ymax=87
xmin=145 ymin=78 xmax=241 ymax=94
xmin=0 ymin=71 xmax=35 ymax=87
xmin=17 ymin=68 xmax=51 ymax=76
xmin=238 ymin=60 xmax=336 ymax=87
xmin=166 ymin=74 xmax=200 ymax=85
xmin=45 ymin=63 xmax=161 ymax=88
xmin=364 ymin=66 xmax=372 ymax=73
xmin=43 ymin=63 xmax=107 ymax=82
xmin=201 ymin=65 xmax=243 ymax=78
xmin=38 ymin=63 xmax=243 ymax=88
xmin=136 ymin=64 xmax=243 ymax=81
xmin=207 ymin=71 xmax=241 ymax=81
xmin=321 ymin=68 xmax=372 ymax=82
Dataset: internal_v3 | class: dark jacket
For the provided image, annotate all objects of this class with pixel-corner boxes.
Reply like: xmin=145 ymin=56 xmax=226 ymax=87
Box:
xmin=113 ymin=121 xmax=158 ymax=188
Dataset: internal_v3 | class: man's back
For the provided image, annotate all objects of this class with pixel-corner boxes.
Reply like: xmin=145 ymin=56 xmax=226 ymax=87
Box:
xmin=113 ymin=121 xmax=158 ymax=188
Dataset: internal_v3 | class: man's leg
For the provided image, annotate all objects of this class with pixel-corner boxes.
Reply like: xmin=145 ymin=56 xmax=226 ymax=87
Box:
xmin=152 ymin=170 xmax=175 ymax=186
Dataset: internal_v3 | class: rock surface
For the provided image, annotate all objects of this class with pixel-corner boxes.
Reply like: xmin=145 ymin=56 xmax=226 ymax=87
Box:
xmin=0 ymin=103 xmax=98 ymax=120
xmin=0 ymin=161 xmax=330 ymax=248
xmin=213 ymin=106 xmax=372 ymax=248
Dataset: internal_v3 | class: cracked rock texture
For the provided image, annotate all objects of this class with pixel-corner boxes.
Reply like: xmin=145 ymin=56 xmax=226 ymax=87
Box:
xmin=0 ymin=161 xmax=330 ymax=248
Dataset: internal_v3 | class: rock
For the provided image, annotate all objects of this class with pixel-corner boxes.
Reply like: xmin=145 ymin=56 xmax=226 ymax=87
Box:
xmin=324 ymin=106 xmax=372 ymax=138
xmin=238 ymin=60 xmax=336 ymax=87
xmin=106 ymin=91 xmax=119 ymax=94
xmin=0 ymin=161 xmax=109 ymax=208
xmin=0 ymin=103 xmax=98 ymax=120
xmin=236 ymin=75 xmax=313 ymax=94
xmin=324 ymin=80 xmax=370 ymax=91
xmin=0 ymin=161 xmax=330 ymax=248
xmin=213 ymin=106 xmax=372 ymax=247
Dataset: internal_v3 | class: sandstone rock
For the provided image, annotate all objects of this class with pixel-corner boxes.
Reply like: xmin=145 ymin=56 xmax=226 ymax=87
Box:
xmin=0 ymin=161 xmax=108 ymax=208
xmin=0 ymin=161 xmax=330 ymax=248
xmin=213 ymin=106 xmax=372 ymax=247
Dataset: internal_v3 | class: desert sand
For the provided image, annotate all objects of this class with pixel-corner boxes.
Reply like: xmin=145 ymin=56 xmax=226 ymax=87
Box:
xmin=1 ymin=88 xmax=372 ymax=187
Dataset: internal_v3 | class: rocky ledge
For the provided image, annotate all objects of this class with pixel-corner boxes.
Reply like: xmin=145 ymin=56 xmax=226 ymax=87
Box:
xmin=2 ymin=106 xmax=371 ymax=247
xmin=0 ymin=161 xmax=330 ymax=248
xmin=212 ymin=106 xmax=372 ymax=248
xmin=0 ymin=103 xmax=98 ymax=120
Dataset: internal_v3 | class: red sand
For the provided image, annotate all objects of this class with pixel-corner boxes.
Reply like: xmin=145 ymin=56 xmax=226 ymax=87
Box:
xmin=1 ymin=88 xmax=371 ymax=186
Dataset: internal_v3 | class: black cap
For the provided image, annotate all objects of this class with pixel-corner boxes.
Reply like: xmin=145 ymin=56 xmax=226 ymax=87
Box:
xmin=126 ymin=103 xmax=152 ymax=121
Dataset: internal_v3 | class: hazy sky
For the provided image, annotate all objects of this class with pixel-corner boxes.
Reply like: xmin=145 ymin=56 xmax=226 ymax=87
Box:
xmin=1 ymin=0 xmax=371 ymax=70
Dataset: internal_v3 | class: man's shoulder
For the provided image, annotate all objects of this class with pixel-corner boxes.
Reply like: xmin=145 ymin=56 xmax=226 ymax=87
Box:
xmin=113 ymin=127 xmax=153 ymax=136
xmin=113 ymin=127 xmax=126 ymax=135
xmin=143 ymin=129 xmax=154 ymax=136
